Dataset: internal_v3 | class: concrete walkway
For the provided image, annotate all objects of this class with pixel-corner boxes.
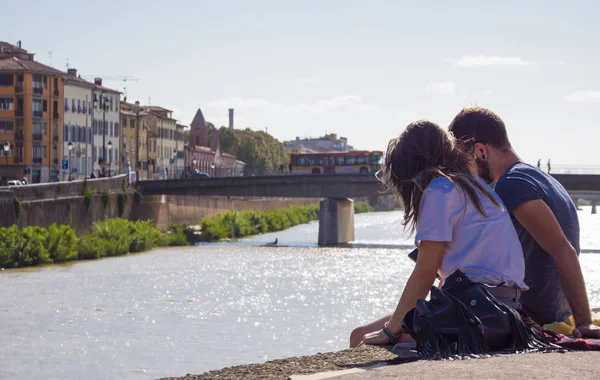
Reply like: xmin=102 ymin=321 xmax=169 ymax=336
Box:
xmin=291 ymin=352 xmax=599 ymax=379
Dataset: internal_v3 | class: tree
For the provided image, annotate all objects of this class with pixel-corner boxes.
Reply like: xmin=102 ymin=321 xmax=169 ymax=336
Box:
xmin=207 ymin=124 xmax=287 ymax=175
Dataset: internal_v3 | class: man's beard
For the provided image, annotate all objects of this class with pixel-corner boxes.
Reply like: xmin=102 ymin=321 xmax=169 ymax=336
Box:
xmin=475 ymin=157 xmax=494 ymax=184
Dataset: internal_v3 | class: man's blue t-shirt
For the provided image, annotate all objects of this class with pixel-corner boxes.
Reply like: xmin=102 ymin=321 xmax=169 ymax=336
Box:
xmin=494 ymin=162 xmax=580 ymax=325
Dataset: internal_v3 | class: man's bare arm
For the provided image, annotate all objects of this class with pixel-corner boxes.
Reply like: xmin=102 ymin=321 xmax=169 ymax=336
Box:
xmin=512 ymin=199 xmax=591 ymax=325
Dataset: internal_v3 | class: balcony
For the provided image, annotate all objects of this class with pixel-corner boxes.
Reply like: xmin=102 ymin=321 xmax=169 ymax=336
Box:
xmin=13 ymin=157 xmax=23 ymax=164
xmin=32 ymin=110 xmax=43 ymax=118
xmin=15 ymin=82 xmax=24 ymax=94
xmin=15 ymin=109 xmax=24 ymax=117
xmin=33 ymin=87 xmax=43 ymax=96
xmin=33 ymin=157 xmax=42 ymax=164
xmin=32 ymin=134 xmax=42 ymax=141
xmin=14 ymin=131 xmax=24 ymax=141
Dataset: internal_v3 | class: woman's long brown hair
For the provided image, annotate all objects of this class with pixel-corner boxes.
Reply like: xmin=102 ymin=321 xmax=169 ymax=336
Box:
xmin=381 ymin=120 xmax=501 ymax=233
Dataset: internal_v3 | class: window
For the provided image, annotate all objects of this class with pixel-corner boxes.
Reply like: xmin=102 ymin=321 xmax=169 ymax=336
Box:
xmin=43 ymin=100 xmax=48 ymax=112
xmin=130 ymin=118 xmax=135 ymax=129
xmin=42 ymin=122 xmax=47 ymax=135
xmin=122 ymin=117 xmax=127 ymax=128
xmin=110 ymin=121 xmax=113 ymax=137
xmin=65 ymin=98 xmax=69 ymax=112
xmin=72 ymin=99 xmax=76 ymax=112
xmin=63 ymin=124 xmax=69 ymax=142
xmin=0 ymin=97 xmax=14 ymax=110
xmin=53 ymin=146 xmax=57 ymax=162
xmin=0 ymin=119 xmax=13 ymax=134
xmin=77 ymin=99 xmax=81 ymax=113
xmin=33 ymin=145 xmax=42 ymax=159
xmin=42 ymin=76 xmax=48 ymax=89
xmin=115 ymin=122 xmax=119 ymax=137
xmin=0 ymin=74 xmax=13 ymax=86
xmin=42 ymin=146 xmax=47 ymax=158
xmin=32 ymin=121 xmax=41 ymax=135
xmin=82 ymin=101 xmax=86 ymax=114
xmin=0 ymin=148 xmax=12 ymax=158
xmin=109 ymin=96 xmax=113 ymax=111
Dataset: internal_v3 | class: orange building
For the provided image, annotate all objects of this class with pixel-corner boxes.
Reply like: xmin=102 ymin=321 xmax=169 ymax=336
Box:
xmin=0 ymin=41 xmax=64 ymax=183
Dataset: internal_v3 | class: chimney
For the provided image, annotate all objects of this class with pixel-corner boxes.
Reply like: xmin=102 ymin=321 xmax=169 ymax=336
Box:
xmin=17 ymin=40 xmax=21 ymax=49
xmin=228 ymin=108 xmax=234 ymax=129
xmin=94 ymin=77 xmax=102 ymax=86
xmin=67 ymin=68 xmax=77 ymax=77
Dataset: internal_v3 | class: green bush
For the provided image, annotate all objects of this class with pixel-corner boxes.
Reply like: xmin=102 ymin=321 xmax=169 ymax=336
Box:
xmin=199 ymin=204 xmax=323 ymax=241
xmin=46 ymin=224 xmax=78 ymax=262
xmin=354 ymin=201 xmax=375 ymax=214
xmin=168 ymin=225 xmax=190 ymax=246
xmin=78 ymin=234 xmax=108 ymax=260
xmin=129 ymin=220 xmax=167 ymax=252
xmin=17 ymin=226 xmax=52 ymax=267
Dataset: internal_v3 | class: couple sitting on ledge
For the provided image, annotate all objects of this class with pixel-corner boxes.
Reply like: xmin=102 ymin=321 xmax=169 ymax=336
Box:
xmin=350 ymin=106 xmax=600 ymax=356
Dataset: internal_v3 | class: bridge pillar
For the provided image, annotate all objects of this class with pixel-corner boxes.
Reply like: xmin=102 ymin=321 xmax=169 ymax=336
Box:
xmin=318 ymin=198 xmax=355 ymax=246
xmin=572 ymin=198 xmax=581 ymax=210
xmin=592 ymin=201 xmax=597 ymax=215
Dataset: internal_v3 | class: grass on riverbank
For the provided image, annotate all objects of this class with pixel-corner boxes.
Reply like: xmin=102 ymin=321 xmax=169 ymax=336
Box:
xmin=199 ymin=201 xmax=374 ymax=241
xmin=0 ymin=201 xmax=376 ymax=268
xmin=0 ymin=220 xmax=185 ymax=269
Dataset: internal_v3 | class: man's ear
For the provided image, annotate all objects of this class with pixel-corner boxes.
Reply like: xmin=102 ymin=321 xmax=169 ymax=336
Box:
xmin=473 ymin=142 xmax=489 ymax=160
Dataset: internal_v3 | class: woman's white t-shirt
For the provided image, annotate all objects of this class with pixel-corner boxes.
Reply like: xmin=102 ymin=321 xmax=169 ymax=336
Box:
xmin=415 ymin=176 xmax=528 ymax=290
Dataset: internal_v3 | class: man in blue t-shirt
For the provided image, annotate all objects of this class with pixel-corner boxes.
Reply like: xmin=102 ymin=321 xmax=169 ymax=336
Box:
xmin=448 ymin=106 xmax=599 ymax=338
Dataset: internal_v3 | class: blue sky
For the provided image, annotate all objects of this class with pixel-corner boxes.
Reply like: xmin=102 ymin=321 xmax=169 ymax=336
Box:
xmin=4 ymin=0 xmax=599 ymax=166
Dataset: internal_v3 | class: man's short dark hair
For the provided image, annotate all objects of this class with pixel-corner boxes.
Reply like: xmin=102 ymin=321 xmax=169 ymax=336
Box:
xmin=448 ymin=106 xmax=511 ymax=150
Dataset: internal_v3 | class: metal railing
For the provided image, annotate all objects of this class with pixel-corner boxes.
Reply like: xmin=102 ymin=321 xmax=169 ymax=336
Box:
xmin=545 ymin=165 xmax=600 ymax=175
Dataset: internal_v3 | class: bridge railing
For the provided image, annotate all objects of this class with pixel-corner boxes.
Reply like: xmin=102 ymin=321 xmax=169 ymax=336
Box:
xmin=547 ymin=166 xmax=600 ymax=175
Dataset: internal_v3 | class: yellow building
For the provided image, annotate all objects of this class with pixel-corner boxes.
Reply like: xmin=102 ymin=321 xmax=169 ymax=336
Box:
xmin=144 ymin=106 xmax=177 ymax=179
xmin=120 ymin=101 xmax=149 ymax=179
xmin=0 ymin=41 xmax=64 ymax=183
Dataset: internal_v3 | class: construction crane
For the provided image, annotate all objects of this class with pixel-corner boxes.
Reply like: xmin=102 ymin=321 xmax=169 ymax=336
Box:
xmin=81 ymin=75 xmax=138 ymax=99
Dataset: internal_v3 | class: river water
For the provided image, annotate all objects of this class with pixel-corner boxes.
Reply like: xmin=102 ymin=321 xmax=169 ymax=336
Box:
xmin=1 ymin=209 xmax=600 ymax=380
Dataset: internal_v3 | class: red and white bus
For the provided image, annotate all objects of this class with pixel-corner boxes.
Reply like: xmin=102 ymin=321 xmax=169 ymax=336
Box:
xmin=288 ymin=150 xmax=383 ymax=174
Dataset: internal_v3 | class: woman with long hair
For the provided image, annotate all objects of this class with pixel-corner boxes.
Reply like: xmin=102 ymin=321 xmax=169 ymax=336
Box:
xmin=349 ymin=120 xmax=530 ymax=350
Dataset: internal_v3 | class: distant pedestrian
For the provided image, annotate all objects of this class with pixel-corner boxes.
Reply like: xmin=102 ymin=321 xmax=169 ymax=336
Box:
xmin=547 ymin=159 xmax=552 ymax=174
xmin=537 ymin=159 xmax=541 ymax=169
xmin=288 ymin=163 xmax=293 ymax=174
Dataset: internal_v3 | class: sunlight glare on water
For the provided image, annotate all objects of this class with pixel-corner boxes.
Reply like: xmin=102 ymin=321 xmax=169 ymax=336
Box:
xmin=0 ymin=208 xmax=599 ymax=380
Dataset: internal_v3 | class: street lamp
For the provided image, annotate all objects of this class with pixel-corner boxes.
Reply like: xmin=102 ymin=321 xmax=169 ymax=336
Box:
xmin=135 ymin=100 xmax=141 ymax=181
xmin=93 ymin=90 xmax=110 ymax=170
xmin=172 ymin=148 xmax=177 ymax=179
xmin=107 ymin=140 xmax=113 ymax=177
xmin=3 ymin=141 xmax=10 ymax=184
xmin=67 ymin=141 xmax=73 ymax=181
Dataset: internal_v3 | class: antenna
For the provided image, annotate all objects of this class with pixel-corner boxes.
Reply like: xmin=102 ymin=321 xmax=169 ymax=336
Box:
xmin=48 ymin=52 xmax=52 ymax=67
xmin=148 ymin=97 xmax=151 ymax=105
xmin=65 ymin=58 xmax=70 ymax=69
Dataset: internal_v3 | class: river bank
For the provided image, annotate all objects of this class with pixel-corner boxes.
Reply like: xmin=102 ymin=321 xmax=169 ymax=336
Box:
xmin=0 ymin=202 xmax=376 ymax=269
xmin=157 ymin=345 xmax=600 ymax=380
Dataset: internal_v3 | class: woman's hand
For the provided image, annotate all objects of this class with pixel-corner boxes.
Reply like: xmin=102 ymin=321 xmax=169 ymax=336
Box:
xmin=359 ymin=329 xmax=392 ymax=346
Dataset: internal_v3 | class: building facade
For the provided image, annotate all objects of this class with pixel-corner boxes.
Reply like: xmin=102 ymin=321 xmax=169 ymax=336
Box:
xmin=175 ymin=124 xmax=185 ymax=177
xmin=185 ymin=108 xmax=240 ymax=177
xmin=0 ymin=41 xmax=64 ymax=183
xmin=284 ymin=133 xmax=353 ymax=153
xmin=145 ymin=106 xmax=177 ymax=179
xmin=91 ymin=78 xmax=120 ymax=177
xmin=120 ymin=101 xmax=149 ymax=179
xmin=63 ymin=68 xmax=93 ymax=180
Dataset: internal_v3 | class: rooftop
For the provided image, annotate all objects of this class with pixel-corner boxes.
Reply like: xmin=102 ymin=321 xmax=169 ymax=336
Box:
xmin=0 ymin=56 xmax=65 ymax=76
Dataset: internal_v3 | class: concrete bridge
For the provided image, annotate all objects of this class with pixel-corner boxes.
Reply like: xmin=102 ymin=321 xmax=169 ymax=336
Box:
xmin=136 ymin=173 xmax=600 ymax=245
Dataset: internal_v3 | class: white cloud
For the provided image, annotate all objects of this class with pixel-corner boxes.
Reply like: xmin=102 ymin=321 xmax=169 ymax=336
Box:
xmin=449 ymin=55 xmax=533 ymax=67
xmin=563 ymin=91 xmax=600 ymax=104
xmin=426 ymin=81 xmax=456 ymax=96
xmin=296 ymin=77 xmax=319 ymax=84
xmin=208 ymin=95 xmax=379 ymax=113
